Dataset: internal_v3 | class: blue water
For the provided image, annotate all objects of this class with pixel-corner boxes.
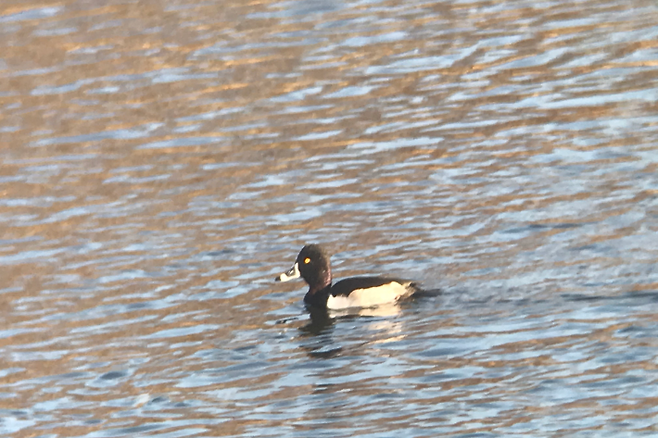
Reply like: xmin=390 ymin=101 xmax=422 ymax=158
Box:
xmin=0 ymin=0 xmax=658 ymax=436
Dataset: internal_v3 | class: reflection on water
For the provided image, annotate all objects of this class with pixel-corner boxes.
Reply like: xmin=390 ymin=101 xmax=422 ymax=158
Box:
xmin=1 ymin=0 xmax=658 ymax=436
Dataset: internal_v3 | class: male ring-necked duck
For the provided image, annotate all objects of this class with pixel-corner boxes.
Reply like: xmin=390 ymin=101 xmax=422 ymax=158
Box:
xmin=275 ymin=244 xmax=419 ymax=309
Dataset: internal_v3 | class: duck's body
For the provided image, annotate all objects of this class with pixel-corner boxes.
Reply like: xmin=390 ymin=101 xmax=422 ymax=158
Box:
xmin=275 ymin=244 xmax=419 ymax=310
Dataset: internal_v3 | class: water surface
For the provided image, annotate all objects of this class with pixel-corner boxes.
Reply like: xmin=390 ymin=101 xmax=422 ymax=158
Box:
xmin=1 ymin=0 xmax=658 ymax=436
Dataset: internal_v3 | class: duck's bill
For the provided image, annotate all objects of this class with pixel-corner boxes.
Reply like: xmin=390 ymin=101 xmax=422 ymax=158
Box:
xmin=275 ymin=263 xmax=300 ymax=282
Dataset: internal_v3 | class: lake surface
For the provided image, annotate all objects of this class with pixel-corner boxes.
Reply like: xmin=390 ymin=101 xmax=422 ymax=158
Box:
xmin=1 ymin=0 xmax=658 ymax=436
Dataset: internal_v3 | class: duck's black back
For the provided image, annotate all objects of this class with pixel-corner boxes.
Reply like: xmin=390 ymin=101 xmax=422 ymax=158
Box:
xmin=330 ymin=277 xmax=415 ymax=297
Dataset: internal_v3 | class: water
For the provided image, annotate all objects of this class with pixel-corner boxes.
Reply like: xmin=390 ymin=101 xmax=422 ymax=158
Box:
xmin=1 ymin=0 xmax=658 ymax=436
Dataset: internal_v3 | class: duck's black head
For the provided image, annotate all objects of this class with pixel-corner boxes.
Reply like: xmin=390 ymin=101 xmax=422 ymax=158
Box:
xmin=296 ymin=244 xmax=332 ymax=289
xmin=276 ymin=244 xmax=332 ymax=293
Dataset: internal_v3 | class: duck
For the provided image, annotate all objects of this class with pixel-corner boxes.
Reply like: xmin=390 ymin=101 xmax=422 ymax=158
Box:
xmin=275 ymin=244 xmax=420 ymax=309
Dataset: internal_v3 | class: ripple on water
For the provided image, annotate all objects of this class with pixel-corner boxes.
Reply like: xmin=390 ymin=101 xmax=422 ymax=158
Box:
xmin=0 ymin=0 xmax=658 ymax=437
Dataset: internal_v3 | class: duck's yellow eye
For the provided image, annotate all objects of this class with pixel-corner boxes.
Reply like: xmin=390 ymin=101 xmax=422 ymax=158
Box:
xmin=304 ymin=257 xmax=311 ymax=264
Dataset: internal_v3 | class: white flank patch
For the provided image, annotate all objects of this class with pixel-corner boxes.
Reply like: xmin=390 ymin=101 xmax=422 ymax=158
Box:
xmin=326 ymin=282 xmax=412 ymax=310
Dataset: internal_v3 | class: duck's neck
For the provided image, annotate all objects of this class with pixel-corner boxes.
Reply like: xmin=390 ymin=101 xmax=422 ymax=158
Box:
xmin=303 ymin=281 xmax=332 ymax=308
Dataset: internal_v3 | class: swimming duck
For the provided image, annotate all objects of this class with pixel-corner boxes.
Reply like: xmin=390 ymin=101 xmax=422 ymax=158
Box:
xmin=275 ymin=244 xmax=419 ymax=309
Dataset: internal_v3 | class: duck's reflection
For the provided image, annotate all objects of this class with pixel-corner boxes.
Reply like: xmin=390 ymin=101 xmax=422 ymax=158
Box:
xmin=295 ymin=288 xmax=441 ymax=358
xmin=300 ymin=303 xmax=406 ymax=336
xmin=296 ymin=307 xmax=340 ymax=359
xmin=296 ymin=303 xmax=406 ymax=359
xmin=299 ymin=306 xmax=335 ymax=337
